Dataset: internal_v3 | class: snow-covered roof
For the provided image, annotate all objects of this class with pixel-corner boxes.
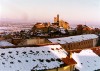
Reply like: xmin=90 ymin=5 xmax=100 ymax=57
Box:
xmin=48 ymin=34 xmax=98 ymax=44
xmin=72 ymin=47 xmax=100 ymax=71
xmin=0 ymin=40 xmax=14 ymax=46
xmin=59 ymin=27 xmax=66 ymax=34
xmin=0 ymin=45 xmax=70 ymax=71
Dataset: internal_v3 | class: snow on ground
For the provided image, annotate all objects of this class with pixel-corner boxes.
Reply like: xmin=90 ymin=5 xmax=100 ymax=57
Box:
xmin=0 ymin=40 xmax=14 ymax=46
xmin=72 ymin=49 xmax=100 ymax=71
xmin=48 ymin=34 xmax=98 ymax=44
xmin=0 ymin=45 xmax=67 ymax=71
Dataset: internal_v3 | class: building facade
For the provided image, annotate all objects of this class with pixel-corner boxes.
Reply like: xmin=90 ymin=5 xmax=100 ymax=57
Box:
xmin=53 ymin=14 xmax=70 ymax=30
xmin=59 ymin=20 xmax=70 ymax=30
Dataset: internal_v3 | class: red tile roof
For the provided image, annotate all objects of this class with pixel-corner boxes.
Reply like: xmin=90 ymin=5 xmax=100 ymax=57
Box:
xmin=62 ymin=57 xmax=77 ymax=65
xmin=69 ymin=46 xmax=100 ymax=56
xmin=92 ymin=47 xmax=100 ymax=56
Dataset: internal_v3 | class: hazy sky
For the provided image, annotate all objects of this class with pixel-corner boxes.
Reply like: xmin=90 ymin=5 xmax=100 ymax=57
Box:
xmin=0 ymin=0 xmax=100 ymax=26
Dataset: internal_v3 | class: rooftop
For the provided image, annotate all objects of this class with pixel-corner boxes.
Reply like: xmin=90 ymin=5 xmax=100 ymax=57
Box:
xmin=0 ymin=45 xmax=75 ymax=71
xmin=71 ymin=47 xmax=100 ymax=71
xmin=0 ymin=40 xmax=14 ymax=46
xmin=48 ymin=34 xmax=98 ymax=44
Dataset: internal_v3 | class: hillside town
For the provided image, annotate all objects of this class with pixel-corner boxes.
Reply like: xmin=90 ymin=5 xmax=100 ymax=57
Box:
xmin=0 ymin=15 xmax=100 ymax=71
xmin=1 ymin=15 xmax=100 ymax=39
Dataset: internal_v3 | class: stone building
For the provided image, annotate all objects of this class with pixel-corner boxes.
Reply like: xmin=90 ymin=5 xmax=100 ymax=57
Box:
xmin=53 ymin=14 xmax=70 ymax=30
xmin=59 ymin=20 xmax=70 ymax=30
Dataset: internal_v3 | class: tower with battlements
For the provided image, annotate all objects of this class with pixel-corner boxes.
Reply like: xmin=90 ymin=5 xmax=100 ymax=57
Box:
xmin=54 ymin=14 xmax=59 ymax=26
